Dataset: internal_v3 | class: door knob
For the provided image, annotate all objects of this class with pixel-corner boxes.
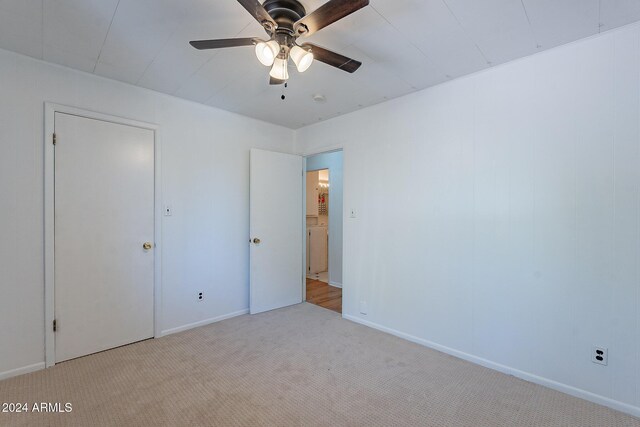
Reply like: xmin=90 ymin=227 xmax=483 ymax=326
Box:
xmin=143 ymin=242 xmax=153 ymax=250
xmin=253 ymin=238 xmax=261 ymax=244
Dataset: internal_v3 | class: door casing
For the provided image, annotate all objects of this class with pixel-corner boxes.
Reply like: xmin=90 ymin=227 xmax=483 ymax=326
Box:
xmin=44 ymin=103 xmax=162 ymax=368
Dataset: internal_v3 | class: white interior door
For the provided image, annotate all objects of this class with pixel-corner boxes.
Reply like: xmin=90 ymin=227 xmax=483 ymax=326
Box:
xmin=54 ymin=112 xmax=155 ymax=362
xmin=250 ymin=149 xmax=303 ymax=314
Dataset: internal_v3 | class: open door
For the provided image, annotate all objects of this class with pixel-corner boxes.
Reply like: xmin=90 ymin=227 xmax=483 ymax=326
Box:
xmin=250 ymin=149 xmax=303 ymax=314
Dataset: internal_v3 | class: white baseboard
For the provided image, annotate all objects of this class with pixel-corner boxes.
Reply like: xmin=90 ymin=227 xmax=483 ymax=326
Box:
xmin=329 ymin=281 xmax=342 ymax=288
xmin=0 ymin=362 xmax=45 ymax=381
xmin=160 ymin=309 xmax=249 ymax=337
xmin=343 ymin=314 xmax=640 ymax=419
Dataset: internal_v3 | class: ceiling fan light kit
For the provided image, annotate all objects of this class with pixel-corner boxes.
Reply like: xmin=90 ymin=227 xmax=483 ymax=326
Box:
xmin=255 ymin=40 xmax=280 ymax=66
xmin=290 ymin=45 xmax=314 ymax=72
xmin=270 ymin=57 xmax=290 ymax=80
xmin=190 ymin=0 xmax=370 ymax=85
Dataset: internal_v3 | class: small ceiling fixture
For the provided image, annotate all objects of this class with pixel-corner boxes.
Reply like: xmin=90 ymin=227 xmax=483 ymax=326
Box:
xmin=190 ymin=0 xmax=370 ymax=85
xmin=312 ymin=94 xmax=327 ymax=103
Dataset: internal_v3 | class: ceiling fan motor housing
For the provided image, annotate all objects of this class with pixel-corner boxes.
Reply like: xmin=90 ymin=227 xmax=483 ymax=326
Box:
xmin=263 ymin=0 xmax=307 ymax=34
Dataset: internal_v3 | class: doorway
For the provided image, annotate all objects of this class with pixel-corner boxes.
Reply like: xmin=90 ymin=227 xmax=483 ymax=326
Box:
xmin=305 ymin=151 xmax=343 ymax=313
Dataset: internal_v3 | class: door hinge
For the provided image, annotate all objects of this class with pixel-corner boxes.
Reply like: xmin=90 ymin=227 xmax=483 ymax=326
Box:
xmin=52 ymin=133 xmax=57 ymax=145
xmin=53 ymin=319 xmax=57 ymax=332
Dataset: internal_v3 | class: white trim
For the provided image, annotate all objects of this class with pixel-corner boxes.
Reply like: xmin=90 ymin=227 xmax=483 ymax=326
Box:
xmin=343 ymin=314 xmax=640 ymax=419
xmin=0 ymin=363 xmax=45 ymax=381
xmin=302 ymin=158 xmax=308 ymax=302
xmin=44 ymin=102 xmax=161 ymax=368
xmin=329 ymin=281 xmax=342 ymax=288
xmin=160 ymin=309 xmax=249 ymax=336
xmin=153 ymin=122 xmax=163 ymax=340
xmin=44 ymin=105 xmax=55 ymax=368
xmin=301 ymin=146 xmax=344 ymax=157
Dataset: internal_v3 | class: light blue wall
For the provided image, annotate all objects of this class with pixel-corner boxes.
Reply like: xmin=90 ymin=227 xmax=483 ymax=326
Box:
xmin=307 ymin=151 xmax=343 ymax=286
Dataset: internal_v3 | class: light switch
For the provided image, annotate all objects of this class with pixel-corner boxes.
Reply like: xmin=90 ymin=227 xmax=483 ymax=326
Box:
xmin=350 ymin=209 xmax=357 ymax=218
xmin=164 ymin=205 xmax=172 ymax=216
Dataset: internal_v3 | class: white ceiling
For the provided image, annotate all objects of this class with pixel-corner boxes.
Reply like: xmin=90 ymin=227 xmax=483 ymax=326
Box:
xmin=1 ymin=0 xmax=639 ymax=129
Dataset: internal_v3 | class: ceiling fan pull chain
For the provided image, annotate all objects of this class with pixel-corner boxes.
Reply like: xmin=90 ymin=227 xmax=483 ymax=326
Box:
xmin=281 ymin=82 xmax=288 ymax=101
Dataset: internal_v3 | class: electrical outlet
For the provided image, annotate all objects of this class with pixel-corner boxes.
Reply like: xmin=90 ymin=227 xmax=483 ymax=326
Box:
xmin=592 ymin=346 xmax=608 ymax=366
xmin=198 ymin=292 xmax=203 ymax=301
xmin=359 ymin=300 xmax=368 ymax=315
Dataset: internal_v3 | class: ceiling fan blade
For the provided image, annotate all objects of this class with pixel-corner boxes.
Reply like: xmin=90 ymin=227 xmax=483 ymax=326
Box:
xmin=189 ymin=38 xmax=259 ymax=50
xmin=301 ymin=43 xmax=362 ymax=73
xmin=237 ymin=0 xmax=277 ymax=32
xmin=270 ymin=76 xmax=286 ymax=85
xmin=294 ymin=0 xmax=369 ymax=37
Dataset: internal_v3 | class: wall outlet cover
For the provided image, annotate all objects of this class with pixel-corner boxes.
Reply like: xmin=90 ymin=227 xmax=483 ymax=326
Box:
xmin=592 ymin=346 xmax=608 ymax=366
xmin=359 ymin=301 xmax=368 ymax=315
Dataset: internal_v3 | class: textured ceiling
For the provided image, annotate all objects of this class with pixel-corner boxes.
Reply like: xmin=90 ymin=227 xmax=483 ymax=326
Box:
xmin=1 ymin=0 xmax=639 ymax=129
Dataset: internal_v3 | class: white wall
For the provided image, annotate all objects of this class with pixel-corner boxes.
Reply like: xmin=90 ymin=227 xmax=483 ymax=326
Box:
xmin=296 ymin=24 xmax=640 ymax=416
xmin=0 ymin=48 xmax=294 ymax=378
xmin=306 ymin=151 xmax=343 ymax=286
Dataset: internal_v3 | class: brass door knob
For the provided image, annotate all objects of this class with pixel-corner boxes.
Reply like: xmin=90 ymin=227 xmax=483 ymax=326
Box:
xmin=253 ymin=238 xmax=261 ymax=244
xmin=143 ymin=242 xmax=153 ymax=250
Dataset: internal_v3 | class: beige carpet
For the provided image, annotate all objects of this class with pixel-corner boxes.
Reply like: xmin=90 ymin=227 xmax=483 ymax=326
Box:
xmin=1 ymin=303 xmax=639 ymax=427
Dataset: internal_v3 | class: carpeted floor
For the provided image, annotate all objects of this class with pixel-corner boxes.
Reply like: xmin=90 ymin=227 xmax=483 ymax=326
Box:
xmin=1 ymin=303 xmax=639 ymax=427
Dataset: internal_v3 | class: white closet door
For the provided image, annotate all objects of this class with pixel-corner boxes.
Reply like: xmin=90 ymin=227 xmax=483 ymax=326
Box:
xmin=54 ymin=112 xmax=155 ymax=362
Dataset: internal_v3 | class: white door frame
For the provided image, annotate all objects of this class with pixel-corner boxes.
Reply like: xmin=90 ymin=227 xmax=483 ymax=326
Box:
xmin=302 ymin=146 xmax=343 ymax=305
xmin=43 ymin=103 xmax=162 ymax=368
